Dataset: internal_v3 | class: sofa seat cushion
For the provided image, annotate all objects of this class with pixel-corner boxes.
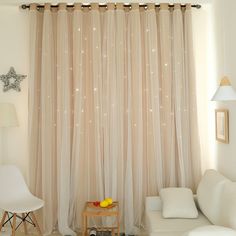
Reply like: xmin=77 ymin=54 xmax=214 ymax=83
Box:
xmin=183 ymin=225 xmax=236 ymax=236
xmin=146 ymin=210 xmax=211 ymax=233
xmin=150 ymin=232 xmax=185 ymax=236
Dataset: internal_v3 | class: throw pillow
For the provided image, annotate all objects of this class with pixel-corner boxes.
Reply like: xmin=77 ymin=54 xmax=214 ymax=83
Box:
xmin=160 ymin=187 xmax=198 ymax=218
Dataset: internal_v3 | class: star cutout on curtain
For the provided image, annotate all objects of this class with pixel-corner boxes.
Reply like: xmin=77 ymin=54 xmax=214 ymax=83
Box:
xmin=0 ymin=67 xmax=26 ymax=92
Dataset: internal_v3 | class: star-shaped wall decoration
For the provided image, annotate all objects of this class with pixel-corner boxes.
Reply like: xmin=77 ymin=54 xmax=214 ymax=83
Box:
xmin=0 ymin=67 xmax=27 ymax=92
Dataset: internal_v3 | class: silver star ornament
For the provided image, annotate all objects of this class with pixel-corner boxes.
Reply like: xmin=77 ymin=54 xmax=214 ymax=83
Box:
xmin=0 ymin=67 xmax=26 ymax=92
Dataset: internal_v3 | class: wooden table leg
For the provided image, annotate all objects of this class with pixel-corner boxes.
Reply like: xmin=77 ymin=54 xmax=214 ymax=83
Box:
xmin=117 ymin=213 xmax=120 ymax=236
xmin=112 ymin=229 xmax=115 ymax=236
xmin=12 ymin=213 xmax=16 ymax=236
xmin=85 ymin=215 xmax=88 ymax=236
xmin=83 ymin=213 xmax=87 ymax=236
xmin=0 ymin=211 xmax=7 ymax=232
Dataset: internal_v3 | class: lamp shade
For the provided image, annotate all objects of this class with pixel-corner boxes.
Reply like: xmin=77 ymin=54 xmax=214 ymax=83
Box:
xmin=0 ymin=103 xmax=18 ymax=127
xmin=211 ymin=76 xmax=236 ymax=101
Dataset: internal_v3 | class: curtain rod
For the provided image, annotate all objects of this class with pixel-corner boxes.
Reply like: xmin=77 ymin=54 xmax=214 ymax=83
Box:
xmin=21 ymin=3 xmax=201 ymax=10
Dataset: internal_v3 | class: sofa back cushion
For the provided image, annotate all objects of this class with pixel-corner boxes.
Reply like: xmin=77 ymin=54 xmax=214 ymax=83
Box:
xmin=220 ymin=182 xmax=236 ymax=230
xmin=197 ymin=169 xmax=229 ymax=225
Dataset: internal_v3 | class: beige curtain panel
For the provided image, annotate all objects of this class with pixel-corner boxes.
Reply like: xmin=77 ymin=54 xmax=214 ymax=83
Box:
xmin=28 ymin=3 xmax=201 ymax=235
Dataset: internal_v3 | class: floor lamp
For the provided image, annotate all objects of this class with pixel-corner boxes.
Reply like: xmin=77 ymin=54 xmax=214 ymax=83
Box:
xmin=0 ymin=103 xmax=18 ymax=163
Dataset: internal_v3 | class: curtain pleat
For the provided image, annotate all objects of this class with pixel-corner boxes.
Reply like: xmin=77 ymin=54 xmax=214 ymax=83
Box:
xmin=41 ymin=5 xmax=57 ymax=233
xmin=173 ymin=4 xmax=187 ymax=186
xmin=29 ymin=4 xmax=201 ymax=235
xmin=143 ymin=5 xmax=163 ymax=195
xmin=159 ymin=4 xmax=176 ymax=187
xmin=56 ymin=4 xmax=75 ymax=235
xmin=184 ymin=6 xmax=202 ymax=189
xmin=69 ymin=3 xmax=83 ymax=227
xmin=29 ymin=5 xmax=40 ymax=195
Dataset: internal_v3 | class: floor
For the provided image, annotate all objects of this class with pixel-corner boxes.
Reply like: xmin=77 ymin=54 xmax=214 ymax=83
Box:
xmin=0 ymin=228 xmax=61 ymax=236
xmin=1 ymin=230 xmax=147 ymax=236
xmin=31 ymin=234 xmax=61 ymax=236
xmin=0 ymin=224 xmax=147 ymax=236
xmin=1 ymin=231 xmax=135 ymax=236
xmin=1 ymin=231 xmax=60 ymax=236
xmin=1 ymin=233 xmax=147 ymax=236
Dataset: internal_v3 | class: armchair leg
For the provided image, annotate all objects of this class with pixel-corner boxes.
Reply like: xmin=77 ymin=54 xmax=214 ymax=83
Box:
xmin=0 ymin=211 xmax=7 ymax=231
xmin=22 ymin=213 xmax=28 ymax=234
xmin=12 ymin=213 xmax=16 ymax=236
xmin=31 ymin=212 xmax=42 ymax=235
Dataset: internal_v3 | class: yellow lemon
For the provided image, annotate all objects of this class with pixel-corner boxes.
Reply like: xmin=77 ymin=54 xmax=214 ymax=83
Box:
xmin=100 ymin=200 xmax=109 ymax=208
xmin=105 ymin=198 xmax=113 ymax=205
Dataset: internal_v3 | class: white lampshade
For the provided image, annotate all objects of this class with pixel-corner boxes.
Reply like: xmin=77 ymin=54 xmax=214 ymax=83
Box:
xmin=0 ymin=103 xmax=18 ymax=127
xmin=211 ymin=76 xmax=236 ymax=101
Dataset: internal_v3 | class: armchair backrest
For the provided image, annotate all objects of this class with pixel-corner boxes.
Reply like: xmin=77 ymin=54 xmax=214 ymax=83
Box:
xmin=0 ymin=165 xmax=32 ymax=202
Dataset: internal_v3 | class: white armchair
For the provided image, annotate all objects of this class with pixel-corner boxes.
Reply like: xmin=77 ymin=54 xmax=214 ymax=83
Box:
xmin=0 ymin=165 xmax=44 ymax=235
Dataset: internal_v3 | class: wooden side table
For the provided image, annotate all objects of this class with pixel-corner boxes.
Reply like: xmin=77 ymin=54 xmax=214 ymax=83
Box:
xmin=82 ymin=201 xmax=120 ymax=236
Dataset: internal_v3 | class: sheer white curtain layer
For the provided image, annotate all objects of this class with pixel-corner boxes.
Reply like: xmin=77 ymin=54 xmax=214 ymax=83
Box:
xmin=29 ymin=3 xmax=201 ymax=235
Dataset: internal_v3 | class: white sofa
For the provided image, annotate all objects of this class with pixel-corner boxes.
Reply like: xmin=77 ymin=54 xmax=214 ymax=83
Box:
xmin=145 ymin=169 xmax=236 ymax=236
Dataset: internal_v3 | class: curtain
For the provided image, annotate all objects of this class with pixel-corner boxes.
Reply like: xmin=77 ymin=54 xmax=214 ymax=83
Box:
xmin=29 ymin=3 xmax=201 ymax=235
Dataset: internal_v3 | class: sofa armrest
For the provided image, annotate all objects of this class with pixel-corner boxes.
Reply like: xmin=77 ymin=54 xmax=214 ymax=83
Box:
xmin=183 ymin=225 xmax=236 ymax=236
xmin=146 ymin=196 xmax=162 ymax=212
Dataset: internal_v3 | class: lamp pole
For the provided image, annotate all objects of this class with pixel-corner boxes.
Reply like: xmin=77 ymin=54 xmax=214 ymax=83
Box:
xmin=0 ymin=103 xmax=19 ymax=164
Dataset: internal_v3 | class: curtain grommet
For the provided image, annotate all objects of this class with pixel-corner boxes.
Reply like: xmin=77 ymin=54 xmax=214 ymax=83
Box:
xmin=74 ymin=3 xmax=82 ymax=10
xmin=58 ymin=3 xmax=67 ymax=10
xmin=147 ymin=3 xmax=155 ymax=10
xmin=116 ymin=3 xmax=123 ymax=10
xmin=91 ymin=3 xmax=99 ymax=10
xmin=107 ymin=3 xmax=115 ymax=10
xmin=44 ymin=3 xmax=51 ymax=10
xmin=29 ymin=3 xmax=37 ymax=10
xmin=131 ymin=3 xmax=139 ymax=10
xmin=160 ymin=3 xmax=169 ymax=10
xmin=174 ymin=4 xmax=181 ymax=10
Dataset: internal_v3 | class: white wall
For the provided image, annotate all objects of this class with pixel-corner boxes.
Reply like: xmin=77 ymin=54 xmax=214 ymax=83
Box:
xmin=211 ymin=0 xmax=236 ymax=181
xmin=192 ymin=3 xmax=217 ymax=172
xmin=0 ymin=6 xmax=29 ymax=178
